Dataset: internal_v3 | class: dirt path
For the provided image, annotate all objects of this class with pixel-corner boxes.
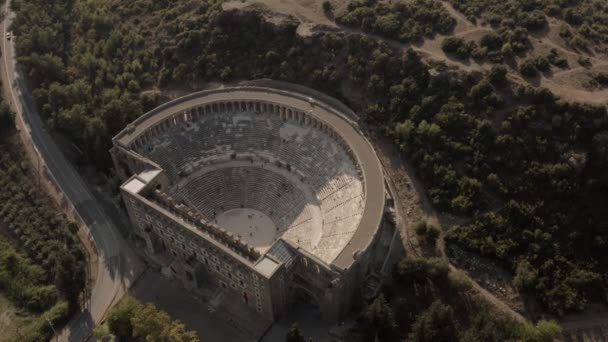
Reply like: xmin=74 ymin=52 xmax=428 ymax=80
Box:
xmin=560 ymin=305 xmax=608 ymax=341
xmin=552 ymin=61 xmax=608 ymax=77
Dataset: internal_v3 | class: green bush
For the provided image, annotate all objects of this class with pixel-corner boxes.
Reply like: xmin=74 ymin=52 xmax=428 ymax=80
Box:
xmin=407 ymin=301 xmax=457 ymax=342
xmin=0 ymin=241 xmax=61 ymax=312
xmin=518 ymin=320 xmax=562 ymax=342
xmin=322 ymin=0 xmax=332 ymax=14
xmin=395 ymin=257 xmax=449 ymax=285
xmin=533 ymin=56 xmax=550 ymax=72
xmin=519 ymin=59 xmax=538 ymax=77
xmin=106 ymin=296 xmax=198 ymax=341
xmin=364 ymin=294 xmax=396 ymax=341
xmin=414 ymin=221 xmax=428 ymax=235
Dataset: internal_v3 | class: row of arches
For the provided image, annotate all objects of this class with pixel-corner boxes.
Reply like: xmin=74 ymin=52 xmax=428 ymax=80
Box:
xmin=129 ymin=99 xmax=361 ymax=176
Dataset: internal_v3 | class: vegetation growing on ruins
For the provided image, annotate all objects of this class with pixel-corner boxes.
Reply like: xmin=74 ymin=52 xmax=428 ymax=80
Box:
xmin=10 ymin=0 xmax=608 ymax=321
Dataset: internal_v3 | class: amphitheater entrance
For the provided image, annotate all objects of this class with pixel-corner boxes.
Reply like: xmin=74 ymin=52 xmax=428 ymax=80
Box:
xmin=216 ymin=208 xmax=278 ymax=252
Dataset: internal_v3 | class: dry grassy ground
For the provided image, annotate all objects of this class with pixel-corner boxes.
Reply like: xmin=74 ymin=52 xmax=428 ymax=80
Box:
xmin=216 ymin=0 xmax=608 ymax=335
xmin=225 ymin=0 xmax=607 ymax=105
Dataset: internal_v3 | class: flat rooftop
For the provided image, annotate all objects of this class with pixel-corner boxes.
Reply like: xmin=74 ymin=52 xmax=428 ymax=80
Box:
xmin=114 ymin=86 xmax=385 ymax=270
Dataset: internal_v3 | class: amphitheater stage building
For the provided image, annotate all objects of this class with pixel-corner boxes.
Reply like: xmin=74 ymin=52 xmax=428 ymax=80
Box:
xmin=111 ymin=85 xmax=399 ymax=323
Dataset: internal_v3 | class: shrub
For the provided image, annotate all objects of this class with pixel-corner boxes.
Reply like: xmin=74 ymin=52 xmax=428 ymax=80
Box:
xmin=441 ymin=37 xmax=466 ymax=55
xmin=414 ymin=221 xmax=441 ymax=245
xmin=480 ymin=32 xmax=503 ymax=50
xmin=577 ymin=56 xmax=592 ymax=68
xmin=488 ymin=65 xmax=508 ymax=86
xmin=322 ymin=0 xmax=332 ymax=14
xmin=534 ymin=57 xmax=550 ymax=72
xmin=425 ymin=224 xmax=440 ymax=244
xmin=501 ymin=42 xmax=513 ymax=58
xmin=521 ymin=11 xmax=547 ymax=31
xmin=107 ymin=296 xmax=198 ymax=341
xmin=407 ymin=301 xmax=457 ymax=342
xmin=547 ymin=49 xmax=568 ymax=68
xmin=518 ymin=320 xmax=562 ymax=342
xmin=395 ymin=257 xmax=449 ymax=285
xmin=471 ymin=46 xmax=488 ymax=59
xmin=0 ymin=103 xmax=14 ymax=136
xmin=107 ymin=296 xmax=139 ymax=339
xmin=513 ymin=259 xmax=538 ymax=290
xmin=364 ymin=294 xmax=397 ymax=341
xmin=519 ymin=59 xmax=538 ymax=77
xmin=414 ymin=221 xmax=428 ymax=235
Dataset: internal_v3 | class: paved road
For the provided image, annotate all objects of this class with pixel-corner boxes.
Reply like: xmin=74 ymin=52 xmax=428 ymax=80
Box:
xmin=0 ymin=4 xmax=143 ymax=341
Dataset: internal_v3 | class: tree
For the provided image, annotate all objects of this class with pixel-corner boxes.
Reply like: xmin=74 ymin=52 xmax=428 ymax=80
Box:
xmin=107 ymin=296 xmax=138 ymax=339
xmin=407 ymin=301 xmax=458 ymax=342
xmin=441 ymin=37 xmax=465 ymax=54
xmin=106 ymin=296 xmax=197 ymax=341
xmin=414 ymin=220 xmax=428 ymax=235
xmin=132 ymin=302 xmax=173 ymax=340
xmin=364 ymin=294 xmax=396 ymax=341
xmin=461 ymin=314 xmax=517 ymax=342
xmin=518 ymin=320 xmax=562 ymax=342
xmin=488 ymin=65 xmax=508 ymax=86
xmin=519 ymin=59 xmax=538 ymax=77
xmin=425 ymin=224 xmax=440 ymax=245
xmin=0 ymin=102 xmax=14 ymax=137
xmin=513 ymin=259 xmax=537 ymax=290
xmin=93 ymin=325 xmax=113 ymax=342
xmin=132 ymin=302 xmax=198 ymax=342
xmin=396 ymin=257 xmax=449 ymax=285
xmin=414 ymin=221 xmax=440 ymax=245
xmin=322 ymin=0 xmax=333 ymax=14
xmin=441 ymin=37 xmax=473 ymax=59
xmin=286 ymin=323 xmax=306 ymax=342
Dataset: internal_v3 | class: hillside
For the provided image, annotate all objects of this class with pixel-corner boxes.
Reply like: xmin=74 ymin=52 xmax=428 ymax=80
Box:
xmin=8 ymin=0 xmax=608 ymax=339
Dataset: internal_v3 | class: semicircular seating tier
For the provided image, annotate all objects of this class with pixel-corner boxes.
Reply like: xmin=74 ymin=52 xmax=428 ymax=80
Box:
xmin=135 ymin=110 xmax=365 ymax=263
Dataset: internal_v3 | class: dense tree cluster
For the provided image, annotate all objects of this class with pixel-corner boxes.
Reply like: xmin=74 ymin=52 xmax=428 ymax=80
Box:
xmin=0 ymin=240 xmax=59 ymax=312
xmin=98 ymin=296 xmax=198 ymax=341
xmin=0 ymin=141 xmax=86 ymax=313
xmin=12 ymin=0 xmax=608 ymax=316
xmin=0 ymin=240 xmax=70 ymax=341
xmin=337 ymin=0 xmax=456 ymax=42
xmin=441 ymin=29 xmax=531 ymax=63
xmin=354 ymin=256 xmax=525 ymax=341
xmin=12 ymin=0 xmax=146 ymax=170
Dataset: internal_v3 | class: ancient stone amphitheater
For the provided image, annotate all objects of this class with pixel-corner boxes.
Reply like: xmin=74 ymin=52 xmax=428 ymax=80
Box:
xmin=112 ymin=85 xmax=390 ymax=321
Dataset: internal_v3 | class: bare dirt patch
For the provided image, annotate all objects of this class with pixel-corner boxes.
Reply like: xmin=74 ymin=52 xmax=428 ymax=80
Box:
xmin=223 ymin=0 xmax=338 ymax=27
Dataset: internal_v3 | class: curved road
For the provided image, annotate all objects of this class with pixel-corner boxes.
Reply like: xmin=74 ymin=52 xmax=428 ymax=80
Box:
xmin=0 ymin=5 xmax=143 ymax=341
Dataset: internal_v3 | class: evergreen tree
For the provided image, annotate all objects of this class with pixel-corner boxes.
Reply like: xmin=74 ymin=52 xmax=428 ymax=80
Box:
xmin=365 ymin=294 xmax=397 ymax=341
xmin=407 ymin=301 xmax=458 ymax=342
